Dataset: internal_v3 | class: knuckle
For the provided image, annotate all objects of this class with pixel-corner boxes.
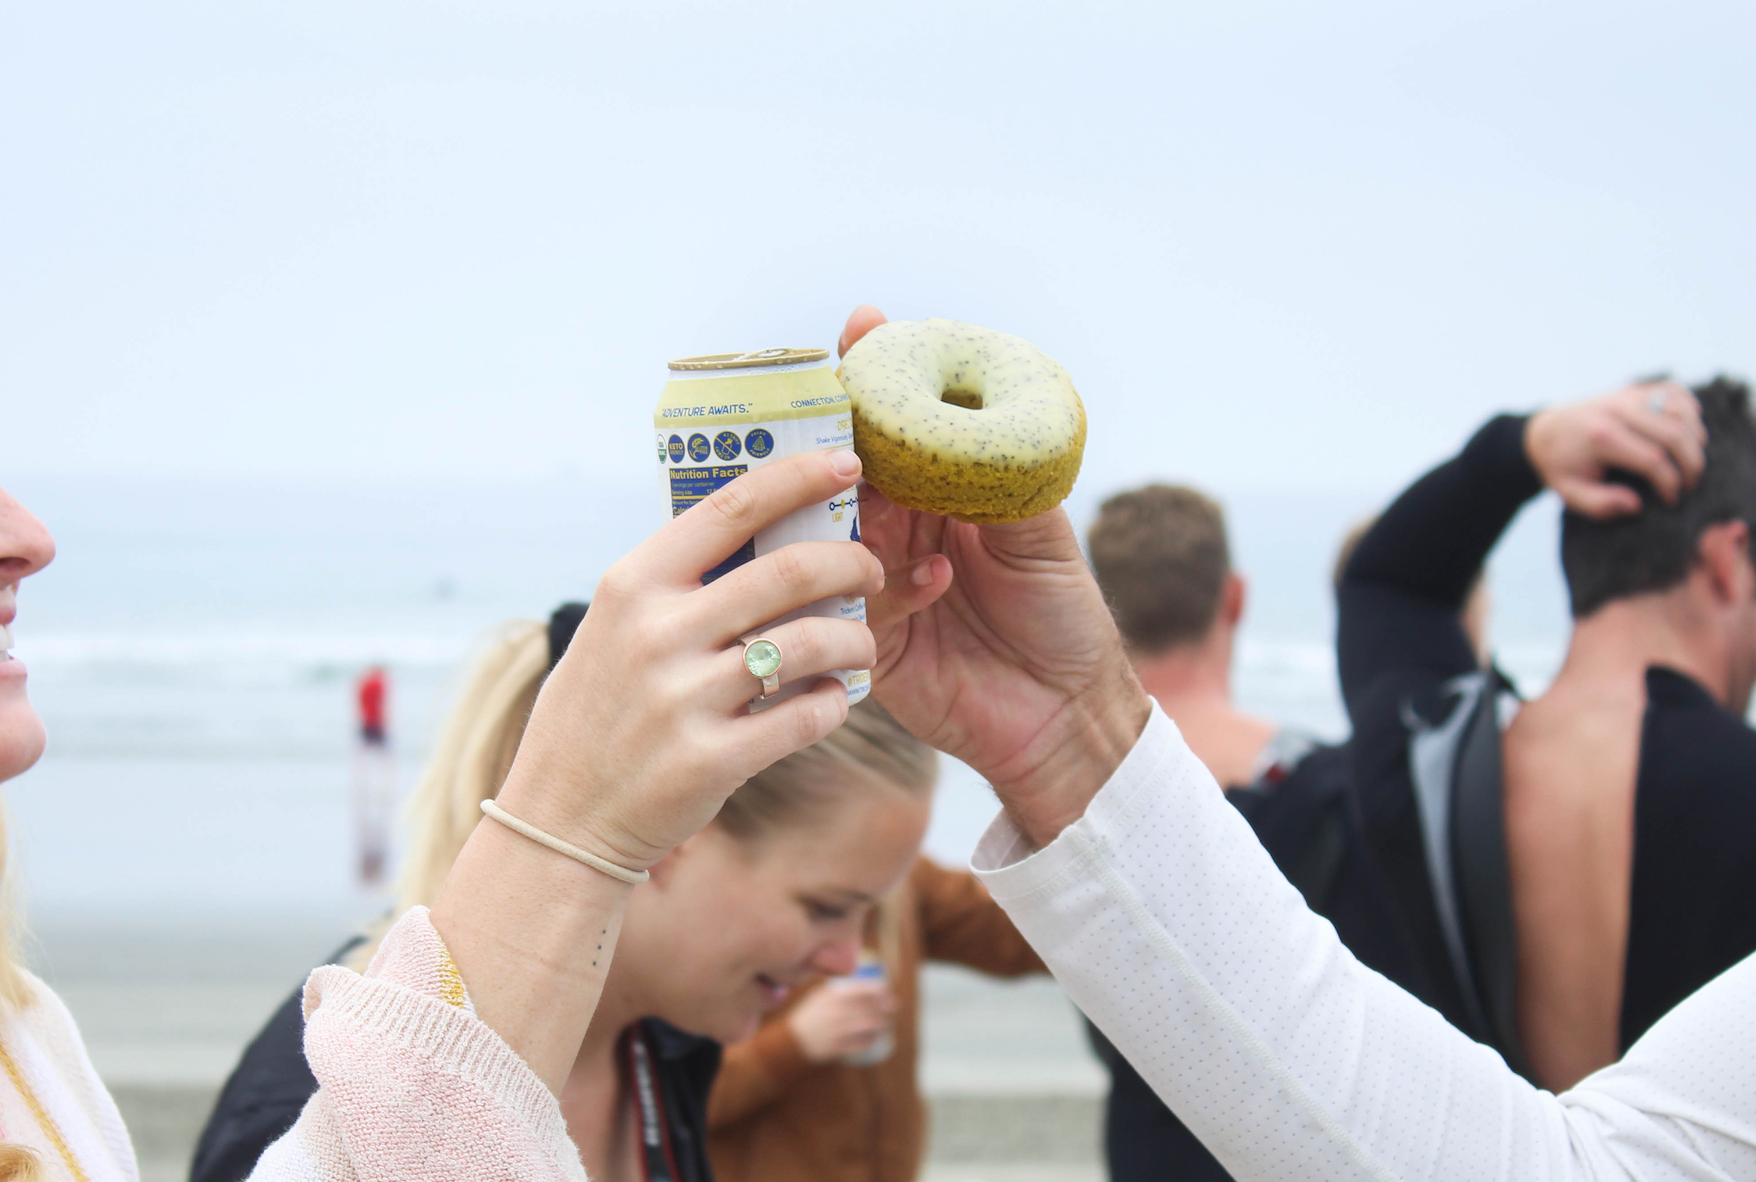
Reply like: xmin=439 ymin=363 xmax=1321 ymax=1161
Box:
xmin=769 ymin=545 xmax=812 ymax=596
xmin=706 ymin=479 xmax=760 ymax=533
xmin=785 ymin=620 xmax=824 ymax=670
xmin=595 ymin=562 xmax=641 ymax=605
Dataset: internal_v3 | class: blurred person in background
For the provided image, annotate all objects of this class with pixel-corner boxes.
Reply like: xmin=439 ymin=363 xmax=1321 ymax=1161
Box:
xmin=1339 ymin=377 xmax=1756 ymax=1091
xmin=195 ymin=606 xmax=948 ymax=1182
xmin=352 ymin=665 xmax=394 ymax=883
xmin=0 ymin=448 xmax=898 ymax=1181
xmin=705 ymin=852 xmax=1044 ymax=1182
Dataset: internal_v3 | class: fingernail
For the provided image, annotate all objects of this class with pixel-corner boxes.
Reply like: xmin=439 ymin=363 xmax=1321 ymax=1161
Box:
xmin=830 ymin=450 xmax=861 ymax=478
xmin=911 ymin=557 xmax=937 ymax=587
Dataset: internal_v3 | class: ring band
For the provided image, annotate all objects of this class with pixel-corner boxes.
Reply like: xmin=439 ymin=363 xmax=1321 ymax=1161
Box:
xmin=742 ymin=636 xmax=783 ymax=697
xmin=1648 ymin=387 xmax=1668 ymax=415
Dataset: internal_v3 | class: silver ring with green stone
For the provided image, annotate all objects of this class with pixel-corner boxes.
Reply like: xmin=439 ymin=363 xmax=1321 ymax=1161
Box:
xmin=742 ymin=637 xmax=783 ymax=697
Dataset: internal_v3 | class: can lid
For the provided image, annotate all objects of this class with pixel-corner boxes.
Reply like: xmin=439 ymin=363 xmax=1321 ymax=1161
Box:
xmin=668 ymin=347 xmax=830 ymax=371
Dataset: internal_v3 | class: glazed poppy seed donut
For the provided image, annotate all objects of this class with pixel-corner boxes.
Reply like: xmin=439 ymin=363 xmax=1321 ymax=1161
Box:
xmin=836 ymin=319 xmax=1086 ymax=524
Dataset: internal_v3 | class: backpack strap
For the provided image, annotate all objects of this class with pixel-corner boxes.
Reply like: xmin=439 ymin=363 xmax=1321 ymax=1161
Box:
xmin=1450 ymin=669 xmax=1533 ymax=1080
xmin=1402 ymin=672 xmax=1495 ymax=1043
xmin=1401 ymin=667 xmax=1534 ymax=1077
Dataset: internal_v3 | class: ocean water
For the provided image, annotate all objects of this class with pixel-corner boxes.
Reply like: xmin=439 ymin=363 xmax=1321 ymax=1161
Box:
xmin=3 ymin=472 xmax=1574 ymax=925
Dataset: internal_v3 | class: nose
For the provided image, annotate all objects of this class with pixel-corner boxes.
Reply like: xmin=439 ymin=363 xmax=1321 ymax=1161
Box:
xmin=0 ymin=487 xmax=55 ymax=585
xmin=808 ymin=929 xmax=863 ymax=978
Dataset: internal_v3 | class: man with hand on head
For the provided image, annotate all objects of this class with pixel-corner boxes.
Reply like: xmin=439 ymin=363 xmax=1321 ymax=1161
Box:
xmin=1339 ymin=378 xmax=1756 ymax=1091
xmin=844 ymin=296 xmax=1756 ymax=1179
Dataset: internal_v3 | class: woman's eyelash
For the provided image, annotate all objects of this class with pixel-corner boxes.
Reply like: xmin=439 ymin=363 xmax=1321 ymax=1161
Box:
xmin=807 ymin=901 xmax=849 ymax=921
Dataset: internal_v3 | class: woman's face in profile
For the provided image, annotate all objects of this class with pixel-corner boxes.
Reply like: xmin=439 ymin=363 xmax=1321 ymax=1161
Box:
xmin=0 ymin=487 xmax=55 ymax=784
xmin=621 ymin=779 xmax=930 ymax=1045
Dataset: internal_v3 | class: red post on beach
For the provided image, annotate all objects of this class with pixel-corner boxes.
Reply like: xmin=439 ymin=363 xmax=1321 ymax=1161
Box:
xmin=352 ymin=666 xmax=394 ymax=884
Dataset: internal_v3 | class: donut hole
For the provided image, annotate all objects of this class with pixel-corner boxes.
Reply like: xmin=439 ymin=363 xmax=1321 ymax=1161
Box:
xmin=941 ymin=387 xmax=984 ymax=410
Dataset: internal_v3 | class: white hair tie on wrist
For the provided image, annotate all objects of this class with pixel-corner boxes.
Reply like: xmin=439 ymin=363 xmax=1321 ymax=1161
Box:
xmin=479 ymin=799 xmax=651 ymax=885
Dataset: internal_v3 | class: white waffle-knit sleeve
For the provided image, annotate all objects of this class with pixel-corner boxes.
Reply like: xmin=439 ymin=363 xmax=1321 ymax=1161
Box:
xmin=971 ymin=703 xmax=1756 ymax=1182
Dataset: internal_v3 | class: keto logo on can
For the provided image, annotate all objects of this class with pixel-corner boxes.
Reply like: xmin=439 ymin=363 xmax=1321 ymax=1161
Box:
xmin=714 ymin=430 xmax=743 ymax=461
xmin=667 ymin=434 xmax=685 ymax=464
xmin=744 ymin=428 xmax=775 ymax=459
xmin=687 ymin=433 xmax=711 ymax=462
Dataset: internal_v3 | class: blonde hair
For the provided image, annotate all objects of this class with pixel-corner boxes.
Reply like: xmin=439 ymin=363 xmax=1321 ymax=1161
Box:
xmin=0 ymin=799 xmax=44 ymax=1181
xmin=352 ymin=617 xmax=935 ymax=967
xmin=0 ymin=805 xmax=35 ymax=1012
xmin=0 ymin=1146 xmax=39 ymax=1182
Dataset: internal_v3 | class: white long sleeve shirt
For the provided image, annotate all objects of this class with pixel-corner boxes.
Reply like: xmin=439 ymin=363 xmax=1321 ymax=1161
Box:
xmin=970 ymin=704 xmax=1756 ymax=1182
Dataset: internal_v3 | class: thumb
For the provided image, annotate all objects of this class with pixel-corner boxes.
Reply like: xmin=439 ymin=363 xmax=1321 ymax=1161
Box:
xmin=839 ymin=305 xmax=888 ymax=358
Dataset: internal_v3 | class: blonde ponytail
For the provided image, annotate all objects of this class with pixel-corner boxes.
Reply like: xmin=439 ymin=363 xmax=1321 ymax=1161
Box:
xmin=348 ymin=620 xmax=550 ymax=969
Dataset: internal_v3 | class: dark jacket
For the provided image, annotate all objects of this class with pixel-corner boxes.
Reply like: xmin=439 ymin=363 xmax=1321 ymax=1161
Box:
xmin=190 ymin=942 xmax=720 ymax=1182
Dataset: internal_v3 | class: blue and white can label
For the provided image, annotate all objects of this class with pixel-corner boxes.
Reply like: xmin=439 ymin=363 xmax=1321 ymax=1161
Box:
xmin=656 ymin=348 xmax=870 ymax=709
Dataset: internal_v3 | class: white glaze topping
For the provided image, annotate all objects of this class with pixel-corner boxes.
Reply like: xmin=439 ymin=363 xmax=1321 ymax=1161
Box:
xmin=837 ymin=319 xmax=1083 ymax=466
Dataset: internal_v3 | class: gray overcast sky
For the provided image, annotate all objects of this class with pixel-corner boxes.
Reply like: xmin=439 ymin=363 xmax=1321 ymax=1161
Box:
xmin=5 ymin=0 xmax=1751 ymax=494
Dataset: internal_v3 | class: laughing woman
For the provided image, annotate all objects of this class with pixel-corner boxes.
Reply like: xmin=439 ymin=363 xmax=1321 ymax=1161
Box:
xmin=0 ymin=449 xmax=882 ymax=1182
xmin=191 ymin=608 xmax=938 ymax=1182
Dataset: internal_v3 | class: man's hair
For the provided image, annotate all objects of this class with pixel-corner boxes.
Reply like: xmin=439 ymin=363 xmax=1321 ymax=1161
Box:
xmin=1087 ymin=484 xmax=1231 ymax=652
xmin=1562 ymin=376 xmax=1756 ymax=618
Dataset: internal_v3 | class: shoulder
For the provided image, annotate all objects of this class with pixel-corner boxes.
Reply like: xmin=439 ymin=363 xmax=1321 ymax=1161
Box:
xmin=2 ymin=971 xmax=135 ymax=1173
xmin=1640 ymin=674 xmax=1756 ymax=816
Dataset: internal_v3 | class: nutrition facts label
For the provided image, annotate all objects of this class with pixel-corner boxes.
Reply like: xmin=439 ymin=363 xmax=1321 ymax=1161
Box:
xmin=667 ymin=463 xmax=754 ymax=582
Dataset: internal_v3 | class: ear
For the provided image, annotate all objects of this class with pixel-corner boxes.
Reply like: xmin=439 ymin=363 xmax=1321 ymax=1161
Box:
xmin=1697 ymin=521 xmax=1754 ymax=606
xmin=1220 ymin=572 xmax=1247 ymax=628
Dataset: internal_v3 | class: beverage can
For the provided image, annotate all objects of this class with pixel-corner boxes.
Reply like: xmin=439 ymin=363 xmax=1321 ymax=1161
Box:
xmin=655 ymin=347 xmax=870 ymax=710
xmin=827 ymin=955 xmax=894 ymax=1066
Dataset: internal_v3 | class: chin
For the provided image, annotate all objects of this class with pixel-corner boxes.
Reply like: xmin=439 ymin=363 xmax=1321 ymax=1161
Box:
xmin=0 ymin=698 xmax=46 ymax=784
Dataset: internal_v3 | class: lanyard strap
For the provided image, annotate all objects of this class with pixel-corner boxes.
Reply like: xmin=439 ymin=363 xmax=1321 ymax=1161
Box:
xmin=623 ymin=1026 xmax=680 ymax=1182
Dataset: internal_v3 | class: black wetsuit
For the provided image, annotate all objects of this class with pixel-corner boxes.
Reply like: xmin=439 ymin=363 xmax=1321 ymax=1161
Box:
xmin=190 ymin=942 xmax=721 ymax=1182
xmin=1338 ymin=413 xmax=1756 ymax=1068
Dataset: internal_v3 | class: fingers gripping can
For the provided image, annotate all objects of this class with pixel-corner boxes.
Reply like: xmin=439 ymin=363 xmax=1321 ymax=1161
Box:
xmin=656 ymin=347 xmax=871 ymax=710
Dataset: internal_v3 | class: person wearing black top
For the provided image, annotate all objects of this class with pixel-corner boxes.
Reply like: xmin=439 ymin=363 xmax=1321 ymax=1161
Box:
xmin=192 ymin=603 xmax=939 ymax=1182
xmin=1339 ymin=376 xmax=1756 ymax=1091
xmin=1080 ymin=487 xmax=1418 ymax=1182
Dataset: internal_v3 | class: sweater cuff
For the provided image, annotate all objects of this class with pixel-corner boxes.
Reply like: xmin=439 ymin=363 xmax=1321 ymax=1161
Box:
xmin=972 ymin=703 xmax=1184 ymax=899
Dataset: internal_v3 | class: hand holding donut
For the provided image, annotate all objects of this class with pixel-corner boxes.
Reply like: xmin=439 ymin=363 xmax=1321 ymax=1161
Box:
xmin=839 ymin=306 xmax=1151 ymax=848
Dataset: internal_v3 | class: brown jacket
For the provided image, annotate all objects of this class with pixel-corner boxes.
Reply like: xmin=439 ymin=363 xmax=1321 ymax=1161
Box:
xmin=706 ymin=856 xmax=1046 ymax=1182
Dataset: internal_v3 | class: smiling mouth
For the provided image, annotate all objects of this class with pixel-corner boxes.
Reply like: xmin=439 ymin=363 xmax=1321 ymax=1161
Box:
xmin=755 ymin=974 xmax=791 ymax=1008
xmin=0 ymin=624 xmax=11 ymax=661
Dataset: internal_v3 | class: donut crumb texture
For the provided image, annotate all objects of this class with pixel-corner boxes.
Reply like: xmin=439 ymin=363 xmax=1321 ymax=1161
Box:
xmin=838 ymin=319 xmax=1086 ymax=524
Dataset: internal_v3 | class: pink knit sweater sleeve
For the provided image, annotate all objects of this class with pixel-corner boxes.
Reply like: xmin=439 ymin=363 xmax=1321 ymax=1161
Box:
xmin=247 ymin=906 xmax=587 ymax=1182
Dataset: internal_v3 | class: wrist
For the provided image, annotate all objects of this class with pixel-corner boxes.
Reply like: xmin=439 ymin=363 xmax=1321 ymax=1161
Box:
xmin=989 ymin=672 xmax=1152 ymax=850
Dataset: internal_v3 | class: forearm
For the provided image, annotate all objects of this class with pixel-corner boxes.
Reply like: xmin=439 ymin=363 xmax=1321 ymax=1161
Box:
xmin=429 ymin=817 xmax=631 ymax=1091
xmin=1343 ymin=414 xmax=1540 ymax=611
xmin=994 ymin=667 xmax=1153 ymax=850
xmin=975 ymin=707 xmax=1593 ymax=1182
